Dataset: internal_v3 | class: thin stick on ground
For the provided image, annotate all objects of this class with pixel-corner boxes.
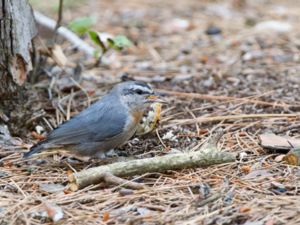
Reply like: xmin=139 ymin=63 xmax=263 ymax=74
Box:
xmin=69 ymin=130 xmax=235 ymax=191
xmin=158 ymin=89 xmax=299 ymax=109
xmin=165 ymin=113 xmax=300 ymax=127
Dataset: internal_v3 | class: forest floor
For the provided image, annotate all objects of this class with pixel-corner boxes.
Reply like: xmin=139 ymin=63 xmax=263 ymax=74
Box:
xmin=2 ymin=0 xmax=300 ymax=224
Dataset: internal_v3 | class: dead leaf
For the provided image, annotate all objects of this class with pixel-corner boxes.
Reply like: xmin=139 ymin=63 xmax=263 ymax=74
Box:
xmin=274 ymin=154 xmax=285 ymax=162
xmin=241 ymin=165 xmax=251 ymax=174
xmin=244 ymin=169 xmax=272 ymax=179
xmin=50 ymin=45 xmax=68 ymax=67
xmin=39 ymin=183 xmax=65 ymax=194
xmin=284 ymin=153 xmax=298 ymax=166
xmin=239 ymin=206 xmax=251 ymax=213
xmin=33 ymin=202 xmax=64 ymax=222
xmin=3 ymin=160 xmax=13 ymax=168
xmin=200 ymin=55 xmax=209 ymax=64
xmin=259 ymin=133 xmax=300 ymax=151
xmin=103 ymin=211 xmax=110 ymax=222
xmin=67 ymin=170 xmax=73 ymax=177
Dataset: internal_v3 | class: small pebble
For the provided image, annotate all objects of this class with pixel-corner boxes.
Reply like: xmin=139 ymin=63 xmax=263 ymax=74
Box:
xmin=206 ymin=26 xmax=222 ymax=35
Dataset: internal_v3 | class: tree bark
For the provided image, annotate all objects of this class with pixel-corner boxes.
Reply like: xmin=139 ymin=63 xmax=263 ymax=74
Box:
xmin=0 ymin=0 xmax=37 ymax=135
xmin=0 ymin=0 xmax=37 ymax=99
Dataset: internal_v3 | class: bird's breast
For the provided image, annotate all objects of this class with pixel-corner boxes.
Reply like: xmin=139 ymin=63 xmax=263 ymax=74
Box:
xmin=132 ymin=111 xmax=144 ymax=124
xmin=124 ymin=110 xmax=144 ymax=133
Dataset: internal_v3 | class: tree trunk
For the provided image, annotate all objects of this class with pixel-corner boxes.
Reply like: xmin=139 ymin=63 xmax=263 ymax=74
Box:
xmin=0 ymin=0 xmax=37 ymax=97
xmin=0 ymin=0 xmax=37 ymax=134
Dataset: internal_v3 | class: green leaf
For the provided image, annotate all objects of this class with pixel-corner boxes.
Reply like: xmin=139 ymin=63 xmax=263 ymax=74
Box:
xmin=88 ymin=31 xmax=107 ymax=53
xmin=68 ymin=16 xmax=97 ymax=35
xmin=88 ymin=31 xmax=100 ymax=46
xmin=109 ymin=35 xmax=132 ymax=50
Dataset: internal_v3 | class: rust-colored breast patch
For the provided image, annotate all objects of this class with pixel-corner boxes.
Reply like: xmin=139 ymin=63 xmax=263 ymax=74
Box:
xmin=131 ymin=111 xmax=144 ymax=125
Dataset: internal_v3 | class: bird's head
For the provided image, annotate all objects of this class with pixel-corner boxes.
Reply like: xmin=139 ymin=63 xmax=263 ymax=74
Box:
xmin=113 ymin=81 xmax=166 ymax=111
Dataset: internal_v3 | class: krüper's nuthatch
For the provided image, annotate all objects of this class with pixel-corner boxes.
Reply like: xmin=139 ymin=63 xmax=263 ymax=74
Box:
xmin=24 ymin=81 xmax=165 ymax=158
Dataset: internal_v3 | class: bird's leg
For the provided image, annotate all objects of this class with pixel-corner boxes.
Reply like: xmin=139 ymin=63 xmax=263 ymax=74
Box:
xmin=94 ymin=149 xmax=119 ymax=159
xmin=94 ymin=151 xmax=107 ymax=159
xmin=61 ymin=152 xmax=91 ymax=162
xmin=105 ymin=149 xmax=119 ymax=157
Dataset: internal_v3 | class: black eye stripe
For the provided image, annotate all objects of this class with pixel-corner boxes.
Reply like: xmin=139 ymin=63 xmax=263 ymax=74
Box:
xmin=131 ymin=88 xmax=151 ymax=95
xmin=123 ymin=88 xmax=153 ymax=95
xmin=136 ymin=89 xmax=147 ymax=95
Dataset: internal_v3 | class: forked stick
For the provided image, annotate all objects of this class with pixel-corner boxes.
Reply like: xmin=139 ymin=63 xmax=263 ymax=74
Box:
xmin=69 ymin=130 xmax=235 ymax=191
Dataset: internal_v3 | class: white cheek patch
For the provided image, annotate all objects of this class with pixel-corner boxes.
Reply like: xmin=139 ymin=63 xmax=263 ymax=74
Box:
xmin=131 ymin=85 xmax=153 ymax=95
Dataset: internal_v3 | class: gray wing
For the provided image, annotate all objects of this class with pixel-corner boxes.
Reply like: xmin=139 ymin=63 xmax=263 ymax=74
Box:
xmin=46 ymin=94 xmax=127 ymax=145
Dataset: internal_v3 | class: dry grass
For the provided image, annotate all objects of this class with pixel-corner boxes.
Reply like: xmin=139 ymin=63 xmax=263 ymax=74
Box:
xmin=2 ymin=0 xmax=300 ymax=224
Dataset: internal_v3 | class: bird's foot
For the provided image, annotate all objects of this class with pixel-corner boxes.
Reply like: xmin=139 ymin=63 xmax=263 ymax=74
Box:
xmin=93 ymin=149 xmax=118 ymax=159
xmin=62 ymin=152 xmax=91 ymax=162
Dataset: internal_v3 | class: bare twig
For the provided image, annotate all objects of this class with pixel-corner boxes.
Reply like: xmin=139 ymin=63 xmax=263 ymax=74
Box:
xmin=195 ymin=192 xmax=222 ymax=207
xmin=54 ymin=0 xmax=64 ymax=32
xmin=158 ymin=89 xmax=299 ymax=109
xmin=34 ymin=11 xmax=96 ymax=56
xmin=165 ymin=113 xmax=299 ymax=127
xmin=102 ymin=172 xmax=146 ymax=190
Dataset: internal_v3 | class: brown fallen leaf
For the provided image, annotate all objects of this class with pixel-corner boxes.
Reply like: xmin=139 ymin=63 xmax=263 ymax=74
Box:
xmin=67 ymin=170 xmax=73 ymax=177
xmin=50 ymin=44 xmax=68 ymax=67
xmin=239 ymin=206 xmax=251 ymax=213
xmin=284 ymin=152 xmax=299 ymax=166
xmin=103 ymin=211 xmax=110 ymax=222
xmin=240 ymin=165 xmax=251 ymax=174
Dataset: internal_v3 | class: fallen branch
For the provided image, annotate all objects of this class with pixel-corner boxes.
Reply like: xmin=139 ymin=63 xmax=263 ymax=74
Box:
xmin=157 ymin=89 xmax=300 ymax=109
xmin=69 ymin=130 xmax=235 ymax=191
xmin=34 ymin=11 xmax=95 ymax=57
xmin=166 ymin=113 xmax=299 ymax=127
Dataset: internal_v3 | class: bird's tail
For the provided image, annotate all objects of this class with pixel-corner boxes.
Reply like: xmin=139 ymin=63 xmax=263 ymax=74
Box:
xmin=23 ymin=142 xmax=46 ymax=158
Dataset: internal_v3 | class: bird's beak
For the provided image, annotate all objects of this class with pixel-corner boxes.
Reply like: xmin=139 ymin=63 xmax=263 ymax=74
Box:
xmin=146 ymin=94 xmax=168 ymax=104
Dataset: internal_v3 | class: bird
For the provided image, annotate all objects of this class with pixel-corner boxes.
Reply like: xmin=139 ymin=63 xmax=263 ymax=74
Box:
xmin=23 ymin=80 xmax=165 ymax=159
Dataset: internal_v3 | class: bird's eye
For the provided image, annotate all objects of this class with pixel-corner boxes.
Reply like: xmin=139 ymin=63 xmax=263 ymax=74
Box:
xmin=135 ymin=89 xmax=143 ymax=95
